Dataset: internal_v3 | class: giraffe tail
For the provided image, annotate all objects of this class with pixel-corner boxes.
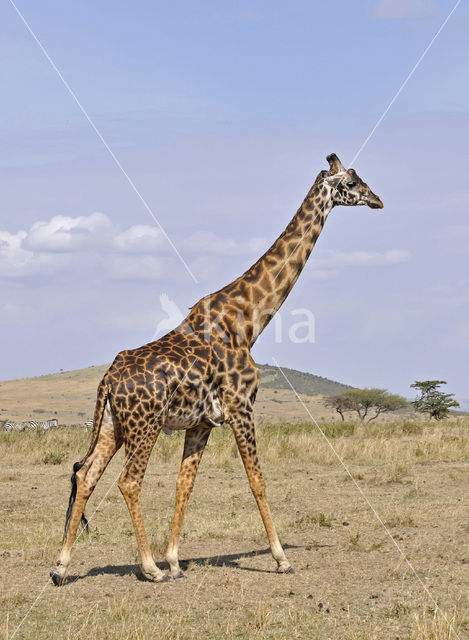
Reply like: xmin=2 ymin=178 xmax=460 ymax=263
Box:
xmin=63 ymin=378 xmax=110 ymax=541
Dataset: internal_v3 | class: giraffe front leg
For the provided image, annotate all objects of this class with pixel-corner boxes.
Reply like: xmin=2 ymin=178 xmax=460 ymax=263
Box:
xmin=228 ymin=410 xmax=293 ymax=574
xmin=166 ymin=425 xmax=211 ymax=578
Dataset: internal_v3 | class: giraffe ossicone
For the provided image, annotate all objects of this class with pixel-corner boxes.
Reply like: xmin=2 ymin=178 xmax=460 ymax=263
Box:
xmin=50 ymin=154 xmax=383 ymax=586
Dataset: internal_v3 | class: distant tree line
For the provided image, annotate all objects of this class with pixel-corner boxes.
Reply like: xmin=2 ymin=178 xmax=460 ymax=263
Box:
xmin=410 ymin=380 xmax=459 ymax=420
xmin=324 ymin=388 xmax=407 ymax=423
xmin=323 ymin=380 xmax=459 ymax=422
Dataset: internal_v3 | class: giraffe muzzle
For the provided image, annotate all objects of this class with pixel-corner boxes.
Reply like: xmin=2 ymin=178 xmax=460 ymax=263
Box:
xmin=367 ymin=194 xmax=384 ymax=209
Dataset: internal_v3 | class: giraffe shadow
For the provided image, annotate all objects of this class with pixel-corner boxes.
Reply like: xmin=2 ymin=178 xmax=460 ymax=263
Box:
xmin=177 ymin=542 xmax=301 ymax=575
xmin=64 ymin=544 xmax=302 ymax=584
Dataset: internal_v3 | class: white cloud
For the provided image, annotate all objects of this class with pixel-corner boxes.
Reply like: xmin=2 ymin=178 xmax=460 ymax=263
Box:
xmin=25 ymin=213 xmax=112 ymax=252
xmin=0 ymin=230 xmax=26 ymax=252
xmin=0 ymin=230 xmax=28 ymax=273
xmin=372 ymin=0 xmax=436 ymax=19
xmin=0 ymin=214 xmax=170 ymax=280
xmin=0 ymin=229 xmax=67 ymax=278
xmin=3 ymin=213 xmax=407 ymax=285
xmin=113 ymin=225 xmax=164 ymax=253
xmin=0 ymin=213 xmax=269 ymax=282
xmin=313 ymin=249 xmax=410 ymax=269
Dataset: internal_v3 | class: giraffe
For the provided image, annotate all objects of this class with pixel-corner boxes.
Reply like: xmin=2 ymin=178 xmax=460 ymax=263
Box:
xmin=50 ymin=153 xmax=383 ymax=585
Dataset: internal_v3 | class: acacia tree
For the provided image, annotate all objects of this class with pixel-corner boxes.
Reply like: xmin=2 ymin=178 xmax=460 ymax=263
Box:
xmin=411 ymin=380 xmax=459 ymax=420
xmin=340 ymin=388 xmax=408 ymax=423
xmin=323 ymin=395 xmax=355 ymax=421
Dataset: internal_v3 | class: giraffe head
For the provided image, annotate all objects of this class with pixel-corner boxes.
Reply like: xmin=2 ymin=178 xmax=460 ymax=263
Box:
xmin=324 ymin=153 xmax=383 ymax=210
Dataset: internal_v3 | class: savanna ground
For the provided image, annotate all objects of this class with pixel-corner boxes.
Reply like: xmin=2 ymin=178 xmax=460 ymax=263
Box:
xmin=1 ymin=417 xmax=468 ymax=639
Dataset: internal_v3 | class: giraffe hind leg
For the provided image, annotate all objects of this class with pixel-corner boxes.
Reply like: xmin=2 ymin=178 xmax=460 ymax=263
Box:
xmin=117 ymin=419 xmax=169 ymax=583
xmin=62 ymin=461 xmax=89 ymax=540
xmin=50 ymin=406 xmax=122 ymax=586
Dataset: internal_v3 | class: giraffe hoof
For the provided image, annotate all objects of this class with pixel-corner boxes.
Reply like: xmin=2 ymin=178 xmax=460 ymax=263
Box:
xmin=171 ymin=572 xmax=185 ymax=579
xmin=141 ymin=569 xmax=170 ymax=583
xmin=50 ymin=570 xmax=65 ymax=586
xmin=158 ymin=574 xmax=171 ymax=583
xmin=277 ymin=565 xmax=295 ymax=574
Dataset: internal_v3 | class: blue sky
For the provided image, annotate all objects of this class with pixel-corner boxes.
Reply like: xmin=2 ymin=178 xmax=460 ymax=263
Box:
xmin=1 ymin=0 xmax=468 ymax=408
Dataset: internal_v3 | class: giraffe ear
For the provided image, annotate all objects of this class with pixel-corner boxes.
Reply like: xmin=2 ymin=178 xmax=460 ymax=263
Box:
xmin=326 ymin=153 xmax=346 ymax=174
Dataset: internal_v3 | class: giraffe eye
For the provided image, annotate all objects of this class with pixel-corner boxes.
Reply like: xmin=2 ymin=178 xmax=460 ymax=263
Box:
xmin=347 ymin=181 xmax=357 ymax=188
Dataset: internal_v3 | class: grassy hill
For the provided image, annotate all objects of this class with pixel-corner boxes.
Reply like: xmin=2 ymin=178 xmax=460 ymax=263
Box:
xmin=257 ymin=363 xmax=352 ymax=396
xmin=0 ymin=362 xmax=351 ymax=425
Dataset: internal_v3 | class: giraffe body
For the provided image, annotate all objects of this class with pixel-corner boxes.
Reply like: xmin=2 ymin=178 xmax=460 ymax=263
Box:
xmin=50 ymin=154 xmax=383 ymax=585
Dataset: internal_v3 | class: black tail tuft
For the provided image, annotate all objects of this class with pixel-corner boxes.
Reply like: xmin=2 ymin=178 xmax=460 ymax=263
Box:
xmin=63 ymin=461 xmax=89 ymax=542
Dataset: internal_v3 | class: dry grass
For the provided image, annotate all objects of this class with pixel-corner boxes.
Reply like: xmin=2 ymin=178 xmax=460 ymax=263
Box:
xmin=2 ymin=416 xmax=467 ymax=470
xmin=1 ymin=418 xmax=468 ymax=639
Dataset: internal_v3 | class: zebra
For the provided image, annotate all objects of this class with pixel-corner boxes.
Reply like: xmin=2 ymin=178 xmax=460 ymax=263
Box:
xmin=39 ymin=419 xmax=59 ymax=431
xmin=3 ymin=419 xmax=59 ymax=432
xmin=3 ymin=421 xmax=30 ymax=432
xmin=84 ymin=418 xmax=93 ymax=431
xmin=4 ymin=421 xmax=23 ymax=432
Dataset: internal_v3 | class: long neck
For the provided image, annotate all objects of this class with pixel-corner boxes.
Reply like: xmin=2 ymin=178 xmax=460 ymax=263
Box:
xmin=186 ymin=178 xmax=334 ymax=347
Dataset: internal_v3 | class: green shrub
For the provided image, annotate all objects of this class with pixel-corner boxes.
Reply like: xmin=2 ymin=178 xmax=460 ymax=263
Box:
xmin=42 ymin=450 xmax=67 ymax=465
xmin=401 ymin=420 xmax=423 ymax=435
xmin=296 ymin=512 xmax=333 ymax=528
xmin=320 ymin=421 xmax=355 ymax=438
